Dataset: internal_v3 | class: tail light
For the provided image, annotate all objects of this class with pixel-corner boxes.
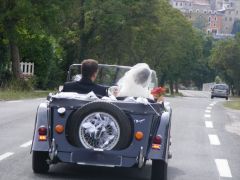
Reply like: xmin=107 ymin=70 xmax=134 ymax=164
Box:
xmin=38 ymin=126 xmax=47 ymax=141
xmin=152 ymin=135 xmax=162 ymax=150
xmin=153 ymin=135 xmax=162 ymax=144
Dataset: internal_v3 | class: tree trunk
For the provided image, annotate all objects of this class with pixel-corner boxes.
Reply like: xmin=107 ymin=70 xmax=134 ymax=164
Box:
xmin=230 ymin=85 xmax=234 ymax=96
xmin=78 ymin=0 xmax=96 ymax=62
xmin=169 ymin=80 xmax=174 ymax=95
xmin=10 ymin=41 xmax=21 ymax=79
xmin=160 ymin=73 xmax=166 ymax=86
xmin=78 ymin=0 xmax=86 ymax=62
xmin=175 ymin=81 xmax=179 ymax=94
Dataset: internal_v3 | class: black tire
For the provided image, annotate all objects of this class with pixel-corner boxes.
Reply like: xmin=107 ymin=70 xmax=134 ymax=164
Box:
xmin=32 ymin=151 xmax=49 ymax=173
xmin=211 ymin=96 xmax=214 ymax=99
xmin=226 ymin=97 xmax=228 ymax=100
xmin=67 ymin=101 xmax=132 ymax=150
xmin=151 ymin=160 xmax=167 ymax=180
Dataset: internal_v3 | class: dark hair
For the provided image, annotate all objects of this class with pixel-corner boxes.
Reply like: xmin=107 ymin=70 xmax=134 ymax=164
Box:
xmin=81 ymin=59 xmax=98 ymax=79
xmin=134 ymin=68 xmax=150 ymax=85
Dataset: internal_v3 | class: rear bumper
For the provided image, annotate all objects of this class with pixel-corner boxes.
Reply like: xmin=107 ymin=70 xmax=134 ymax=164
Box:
xmin=212 ymin=94 xmax=228 ymax=98
xmin=211 ymin=93 xmax=228 ymax=98
xmin=57 ymin=150 xmax=137 ymax=167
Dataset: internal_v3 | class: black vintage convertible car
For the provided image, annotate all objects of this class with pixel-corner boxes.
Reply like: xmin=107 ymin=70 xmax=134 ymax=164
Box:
xmin=31 ymin=64 xmax=172 ymax=180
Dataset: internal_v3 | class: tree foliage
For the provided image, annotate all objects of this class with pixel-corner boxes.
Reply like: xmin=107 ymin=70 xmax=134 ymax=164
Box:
xmin=210 ymin=34 xmax=240 ymax=95
xmin=0 ymin=0 xmax=216 ymax=92
xmin=232 ymin=19 xmax=240 ymax=35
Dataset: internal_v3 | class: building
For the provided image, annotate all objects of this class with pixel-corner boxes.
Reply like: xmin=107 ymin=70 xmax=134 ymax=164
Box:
xmin=170 ymin=0 xmax=240 ymax=36
xmin=207 ymin=13 xmax=223 ymax=34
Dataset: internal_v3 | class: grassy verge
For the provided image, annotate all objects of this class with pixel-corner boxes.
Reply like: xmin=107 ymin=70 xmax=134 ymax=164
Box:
xmin=0 ymin=90 xmax=52 ymax=101
xmin=223 ymin=98 xmax=240 ymax=110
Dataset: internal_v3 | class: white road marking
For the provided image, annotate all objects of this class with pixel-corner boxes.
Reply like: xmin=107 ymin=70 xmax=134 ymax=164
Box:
xmin=206 ymin=106 xmax=212 ymax=110
xmin=209 ymin=103 xmax=214 ymax=106
xmin=0 ymin=152 xmax=14 ymax=161
xmin=20 ymin=140 xmax=32 ymax=148
xmin=35 ymin=98 xmax=45 ymax=100
xmin=208 ymin=134 xmax=220 ymax=145
xmin=205 ymin=110 xmax=211 ymax=113
xmin=205 ymin=121 xmax=213 ymax=128
xmin=6 ymin=100 xmax=23 ymax=103
xmin=215 ymin=159 xmax=232 ymax=178
xmin=204 ymin=114 xmax=211 ymax=118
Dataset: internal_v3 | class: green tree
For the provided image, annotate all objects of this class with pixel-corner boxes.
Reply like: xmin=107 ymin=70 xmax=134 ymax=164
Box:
xmin=232 ymin=19 xmax=240 ymax=34
xmin=0 ymin=0 xmax=67 ymax=79
xmin=210 ymin=34 xmax=240 ymax=95
xmin=191 ymin=34 xmax=215 ymax=89
xmin=192 ymin=15 xmax=208 ymax=31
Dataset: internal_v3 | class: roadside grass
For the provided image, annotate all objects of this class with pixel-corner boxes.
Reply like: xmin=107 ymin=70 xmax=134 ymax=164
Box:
xmin=224 ymin=97 xmax=240 ymax=110
xmin=0 ymin=90 xmax=52 ymax=101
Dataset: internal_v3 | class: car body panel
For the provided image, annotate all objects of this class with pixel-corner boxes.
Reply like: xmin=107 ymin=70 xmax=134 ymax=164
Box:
xmin=147 ymin=111 xmax=171 ymax=162
xmin=31 ymin=103 xmax=50 ymax=152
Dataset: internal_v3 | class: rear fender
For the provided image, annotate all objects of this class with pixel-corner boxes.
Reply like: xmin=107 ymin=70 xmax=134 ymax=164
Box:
xmin=147 ymin=111 xmax=171 ymax=162
xmin=31 ymin=103 xmax=50 ymax=152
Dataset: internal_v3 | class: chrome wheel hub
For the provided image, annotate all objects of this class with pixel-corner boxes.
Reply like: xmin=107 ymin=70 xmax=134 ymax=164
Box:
xmin=79 ymin=112 xmax=120 ymax=150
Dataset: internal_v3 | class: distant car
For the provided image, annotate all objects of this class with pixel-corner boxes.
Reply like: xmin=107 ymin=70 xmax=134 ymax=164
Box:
xmin=211 ymin=84 xmax=229 ymax=100
xmin=31 ymin=64 xmax=172 ymax=180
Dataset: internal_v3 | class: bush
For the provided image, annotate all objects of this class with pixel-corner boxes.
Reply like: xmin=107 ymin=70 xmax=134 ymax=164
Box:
xmin=3 ymin=76 xmax=36 ymax=91
xmin=0 ymin=70 xmax=12 ymax=88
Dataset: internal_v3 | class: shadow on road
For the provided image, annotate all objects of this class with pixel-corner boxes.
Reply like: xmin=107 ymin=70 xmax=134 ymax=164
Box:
xmin=168 ymin=166 xmax=185 ymax=180
xmin=33 ymin=163 xmax=152 ymax=180
xmin=32 ymin=163 xmax=185 ymax=180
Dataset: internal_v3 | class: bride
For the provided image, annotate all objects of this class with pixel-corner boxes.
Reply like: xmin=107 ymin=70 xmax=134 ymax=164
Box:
xmin=116 ymin=63 xmax=153 ymax=99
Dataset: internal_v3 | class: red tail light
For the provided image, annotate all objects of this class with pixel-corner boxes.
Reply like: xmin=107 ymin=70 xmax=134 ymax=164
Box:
xmin=38 ymin=126 xmax=47 ymax=135
xmin=152 ymin=135 xmax=162 ymax=144
xmin=38 ymin=126 xmax=47 ymax=141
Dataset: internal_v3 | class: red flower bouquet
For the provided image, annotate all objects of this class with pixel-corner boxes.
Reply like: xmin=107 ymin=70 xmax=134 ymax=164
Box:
xmin=151 ymin=87 xmax=166 ymax=102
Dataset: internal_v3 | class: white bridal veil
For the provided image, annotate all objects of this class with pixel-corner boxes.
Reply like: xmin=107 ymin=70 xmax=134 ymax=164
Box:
xmin=117 ymin=63 xmax=152 ymax=98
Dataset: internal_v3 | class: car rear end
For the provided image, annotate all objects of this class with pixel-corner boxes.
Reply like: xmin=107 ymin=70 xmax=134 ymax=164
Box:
xmin=31 ymin=97 xmax=171 ymax=180
xmin=211 ymin=84 xmax=229 ymax=100
xmin=50 ymin=98 xmax=166 ymax=167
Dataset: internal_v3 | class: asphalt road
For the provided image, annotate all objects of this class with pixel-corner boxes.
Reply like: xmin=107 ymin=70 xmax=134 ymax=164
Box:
xmin=0 ymin=93 xmax=240 ymax=180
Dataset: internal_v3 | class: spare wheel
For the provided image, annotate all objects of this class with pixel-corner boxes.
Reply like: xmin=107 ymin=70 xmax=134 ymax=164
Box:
xmin=67 ymin=101 xmax=132 ymax=150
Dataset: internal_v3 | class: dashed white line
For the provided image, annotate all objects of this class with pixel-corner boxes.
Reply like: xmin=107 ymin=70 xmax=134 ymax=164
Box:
xmin=205 ymin=110 xmax=211 ymax=113
xmin=215 ymin=159 xmax=232 ymax=178
xmin=205 ymin=121 xmax=213 ymax=128
xmin=206 ymin=106 xmax=212 ymax=110
xmin=208 ymin=134 xmax=221 ymax=145
xmin=35 ymin=98 xmax=45 ymax=100
xmin=209 ymin=103 xmax=215 ymax=106
xmin=6 ymin=100 xmax=23 ymax=103
xmin=0 ymin=152 xmax=14 ymax=161
xmin=204 ymin=114 xmax=211 ymax=118
xmin=20 ymin=140 xmax=32 ymax=148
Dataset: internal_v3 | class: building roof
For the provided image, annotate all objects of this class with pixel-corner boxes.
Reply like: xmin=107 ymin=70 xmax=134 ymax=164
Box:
xmin=193 ymin=0 xmax=210 ymax=5
xmin=174 ymin=0 xmax=191 ymax=2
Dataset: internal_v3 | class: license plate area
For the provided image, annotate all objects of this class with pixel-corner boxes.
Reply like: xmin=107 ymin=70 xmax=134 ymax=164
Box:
xmin=72 ymin=151 xmax=122 ymax=167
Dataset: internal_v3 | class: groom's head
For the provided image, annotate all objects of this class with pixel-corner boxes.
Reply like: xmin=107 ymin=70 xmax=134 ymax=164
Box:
xmin=81 ymin=59 xmax=98 ymax=82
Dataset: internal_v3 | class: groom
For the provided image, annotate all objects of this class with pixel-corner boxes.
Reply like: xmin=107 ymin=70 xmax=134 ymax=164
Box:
xmin=62 ymin=59 xmax=109 ymax=96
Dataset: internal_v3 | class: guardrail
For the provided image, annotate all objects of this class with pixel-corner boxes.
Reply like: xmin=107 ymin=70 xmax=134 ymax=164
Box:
xmin=20 ymin=62 xmax=34 ymax=76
